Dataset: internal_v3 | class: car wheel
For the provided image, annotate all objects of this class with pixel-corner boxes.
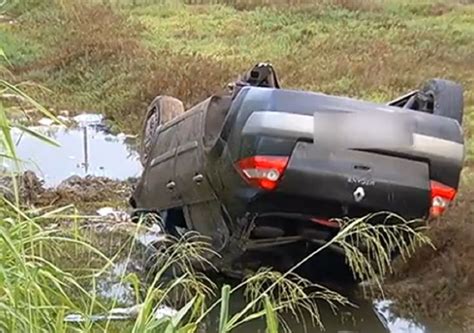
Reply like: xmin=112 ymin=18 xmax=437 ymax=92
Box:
xmin=419 ymin=79 xmax=464 ymax=125
xmin=140 ymin=95 xmax=185 ymax=166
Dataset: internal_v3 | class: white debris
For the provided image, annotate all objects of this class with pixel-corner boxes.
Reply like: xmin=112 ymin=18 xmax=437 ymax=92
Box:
xmin=57 ymin=115 xmax=70 ymax=123
xmin=154 ymin=305 xmax=178 ymax=319
xmin=38 ymin=118 xmax=54 ymax=126
xmin=1 ymin=93 xmax=27 ymax=103
xmin=73 ymin=113 xmax=103 ymax=126
xmin=116 ymin=133 xmax=126 ymax=140
xmin=149 ymin=224 xmax=161 ymax=234
xmin=96 ymin=207 xmax=130 ymax=222
xmin=136 ymin=232 xmax=165 ymax=247
xmin=64 ymin=314 xmax=86 ymax=323
xmin=64 ymin=304 xmax=178 ymax=323
xmin=97 ymin=207 xmax=116 ymax=217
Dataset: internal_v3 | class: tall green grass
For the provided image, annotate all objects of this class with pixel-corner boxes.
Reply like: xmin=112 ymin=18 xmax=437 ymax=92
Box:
xmin=0 ymin=49 xmax=94 ymax=332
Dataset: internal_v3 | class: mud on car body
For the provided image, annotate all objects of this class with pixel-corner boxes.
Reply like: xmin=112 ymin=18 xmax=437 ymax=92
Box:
xmin=130 ymin=63 xmax=465 ymax=275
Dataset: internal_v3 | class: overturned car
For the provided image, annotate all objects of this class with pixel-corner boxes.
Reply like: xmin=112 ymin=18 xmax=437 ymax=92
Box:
xmin=130 ymin=64 xmax=465 ymax=275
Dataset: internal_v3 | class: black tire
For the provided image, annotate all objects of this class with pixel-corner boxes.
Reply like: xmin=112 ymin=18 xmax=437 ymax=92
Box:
xmin=140 ymin=95 xmax=185 ymax=166
xmin=420 ymin=79 xmax=464 ymax=125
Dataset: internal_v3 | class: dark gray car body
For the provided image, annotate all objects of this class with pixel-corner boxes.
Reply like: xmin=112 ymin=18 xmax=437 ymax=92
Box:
xmin=131 ymin=85 xmax=465 ymax=265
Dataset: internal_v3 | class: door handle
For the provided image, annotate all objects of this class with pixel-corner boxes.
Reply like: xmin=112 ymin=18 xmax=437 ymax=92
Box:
xmin=166 ymin=181 xmax=176 ymax=190
xmin=192 ymin=174 xmax=204 ymax=184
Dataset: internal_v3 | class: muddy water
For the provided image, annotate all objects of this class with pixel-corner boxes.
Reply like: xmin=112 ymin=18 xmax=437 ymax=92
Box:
xmin=94 ymin=228 xmax=454 ymax=333
xmin=95 ymin=247 xmax=452 ymax=333
xmin=11 ymin=114 xmax=142 ymax=186
xmin=216 ymin=298 xmax=429 ymax=333
xmin=13 ymin=114 xmax=461 ymax=332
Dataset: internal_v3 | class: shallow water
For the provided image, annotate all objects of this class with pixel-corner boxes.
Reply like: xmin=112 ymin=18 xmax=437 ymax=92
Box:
xmin=90 ymin=229 xmax=457 ymax=333
xmin=10 ymin=114 xmax=142 ymax=186
xmin=215 ymin=297 xmax=428 ymax=333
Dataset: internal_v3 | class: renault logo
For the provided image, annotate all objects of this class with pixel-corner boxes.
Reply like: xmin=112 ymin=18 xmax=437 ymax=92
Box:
xmin=353 ymin=187 xmax=365 ymax=202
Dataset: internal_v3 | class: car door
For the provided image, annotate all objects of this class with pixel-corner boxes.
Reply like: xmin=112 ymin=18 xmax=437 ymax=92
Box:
xmin=140 ymin=121 xmax=182 ymax=210
xmin=174 ymin=99 xmax=230 ymax=251
xmin=174 ymin=100 xmax=216 ymax=205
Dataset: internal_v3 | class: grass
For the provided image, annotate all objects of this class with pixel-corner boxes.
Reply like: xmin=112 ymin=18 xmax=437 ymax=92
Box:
xmin=1 ymin=71 xmax=430 ymax=332
xmin=1 ymin=0 xmax=473 ymax=162
xmin=382 ymin=170 xmax=474 ymax=327
xmin=0 ymin=58 xmax=91 ymax=331
xmin=1 ymin=0 xmax=474 ymax=329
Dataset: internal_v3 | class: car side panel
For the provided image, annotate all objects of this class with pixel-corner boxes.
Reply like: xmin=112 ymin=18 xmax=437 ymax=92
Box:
xmin=174 ymin=99 xmax=216 ymax=205
xmin=137 ymin=124 xmax=181 ymax=209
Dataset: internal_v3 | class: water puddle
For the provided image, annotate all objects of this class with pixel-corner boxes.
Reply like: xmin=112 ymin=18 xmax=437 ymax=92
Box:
xmin=202 ymin=292 xmax=453 ymax=333
xmin=9 ymin=114 xmax=142 ymax=186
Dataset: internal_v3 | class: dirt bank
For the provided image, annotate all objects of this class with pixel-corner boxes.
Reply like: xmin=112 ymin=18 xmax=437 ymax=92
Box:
xmin=1 ymin=171 xmax=136 ymax=214
xmin=382 ymin=170 xmax=474 ymax=330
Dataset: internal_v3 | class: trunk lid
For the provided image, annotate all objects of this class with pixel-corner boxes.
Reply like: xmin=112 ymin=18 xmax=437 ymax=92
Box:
xmin=278 ymin=141 xmax=431 ymax=219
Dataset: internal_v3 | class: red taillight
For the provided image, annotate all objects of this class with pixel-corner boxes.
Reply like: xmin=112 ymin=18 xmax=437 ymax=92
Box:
xmin=430 ymin=180 xmax=457 ymax=218
xmin=236 ymin=155 xmax=289 ymax=191
xmin=310 ymin=218 xmax=340 ymax=229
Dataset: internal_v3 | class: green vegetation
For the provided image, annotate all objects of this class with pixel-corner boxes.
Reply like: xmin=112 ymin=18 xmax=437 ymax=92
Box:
xmin=1 ymin=0 xmax=473 ymax=162
xmin=0 ymin=49 xmax=432 ymax=332
xmin=1 ymin=0 xmax=474 ymax=331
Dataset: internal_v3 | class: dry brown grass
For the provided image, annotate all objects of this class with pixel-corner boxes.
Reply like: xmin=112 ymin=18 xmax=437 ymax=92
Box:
xmin=18 ymin=2 xmax=144 ymax=72
xmin=13 ymin=1 xmax=247 ymax=132
xmin=5 ymin=0 xmax=474 ymax=326
xmin=120 ymin=0 xmax=383 ymax=11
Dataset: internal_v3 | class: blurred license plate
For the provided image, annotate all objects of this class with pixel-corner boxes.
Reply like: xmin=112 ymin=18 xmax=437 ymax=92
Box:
xmin=313 ymin=110 xmax=414 ymax=150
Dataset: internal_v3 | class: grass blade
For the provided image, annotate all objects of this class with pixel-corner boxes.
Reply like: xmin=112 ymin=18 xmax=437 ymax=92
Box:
xmin=264 ymin=295 xmax=279 ymax=333
xmin=15 ymin=124 xmax=60 ymax=147
xmin=218 ymin=285 xmax=231 ymax=333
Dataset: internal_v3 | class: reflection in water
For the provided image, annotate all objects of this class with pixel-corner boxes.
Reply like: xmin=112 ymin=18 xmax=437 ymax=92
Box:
xmin=202 ymin=286 xmax=445 ymax=333
xmin=90 ymin=228 xmax=446 ymax=333
xmin=210 ymin=291 xmax=390 ymax=333
xmin=11 ymin=114 xmax=142 ymax=186
xmin=375 ymin=300 xmax=425 ymax=333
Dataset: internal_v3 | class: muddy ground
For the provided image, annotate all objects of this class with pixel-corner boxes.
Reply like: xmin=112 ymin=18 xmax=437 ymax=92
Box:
xmin=2 ymin=171 xmax=136 ymax=214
